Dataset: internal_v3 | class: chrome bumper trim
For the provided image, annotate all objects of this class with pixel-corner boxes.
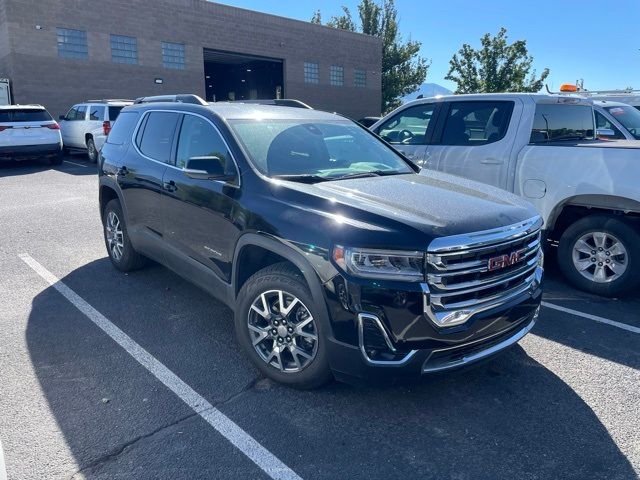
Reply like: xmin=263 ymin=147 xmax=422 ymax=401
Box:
xmin=357 ymin=313 xmax=418 ymax=366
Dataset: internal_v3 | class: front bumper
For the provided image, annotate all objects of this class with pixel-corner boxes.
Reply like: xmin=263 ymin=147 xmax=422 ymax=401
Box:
xmin=323 ymin=266 xmax=542 ymax=382
xmin=0 ymin=143 xmax=62 ymax=160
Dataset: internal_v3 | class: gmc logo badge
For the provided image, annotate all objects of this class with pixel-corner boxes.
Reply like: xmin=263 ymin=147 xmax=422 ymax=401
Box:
xmin=487 ymin=251 xmax=522 ymax=271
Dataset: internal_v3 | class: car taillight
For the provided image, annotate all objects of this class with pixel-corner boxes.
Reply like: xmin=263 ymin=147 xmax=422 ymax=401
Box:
xmin=44 ymin=123 xmax=60 ymax=130
xmin=103 ymin=121 xmax=111 ymax=136
xmin=0 ymin=126 xmax=11 ymax=132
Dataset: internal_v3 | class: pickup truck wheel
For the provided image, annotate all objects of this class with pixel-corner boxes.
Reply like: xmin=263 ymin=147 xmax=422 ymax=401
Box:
xmin=103 ymin=199 xmax=146 ymax=272
xmin=558 ymin=215 xmax=640 ymax=297
xmin=236 ymin=263 xmax=332 ymax=389
xmin=86 ymin=138 xmax=98 ymax=163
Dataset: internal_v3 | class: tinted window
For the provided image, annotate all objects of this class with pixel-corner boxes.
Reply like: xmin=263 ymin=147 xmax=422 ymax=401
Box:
xmin=176 ymin=115 xmax=233 ymax=175
xmin=76 ymin=105 xmax=87 ymax=121
xmin=89 ymin=105 xmax=105 ymax=121
xmin=440 ymin=101 xmax=513 ymax=146
xmin=137 ymin=112 xmax=180 ymax=162
xmin=595 ymin=111 xmax=625 ymax=140
xmin=0 ymin=109 xmax=52 ymax=122
xmin=106 ymin=111 xmax=140 ymax=145
xmin=108 ymin=106 xmax=125 ymax=122
xmin=530 ymin=104 xmax=594 ymax=143
xmin=377 ymin=104 xmax=436 ymax=145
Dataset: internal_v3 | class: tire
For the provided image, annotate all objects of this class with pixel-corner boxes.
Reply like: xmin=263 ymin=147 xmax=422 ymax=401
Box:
xmin=102 ymin=199 xmax=146 ymax=272
xmin=235 ymin=263 xmax=332 ymax=389
xmin=49 ymin=151 xmax=64 ymax=166
xmin=558 ymin=215 xmax=640 ymax=297
xmin=86 ymin=137 xmax=98 ymax=163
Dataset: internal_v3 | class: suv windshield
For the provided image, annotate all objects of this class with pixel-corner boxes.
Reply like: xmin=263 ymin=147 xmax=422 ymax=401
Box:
xmin=604 ymin=105 xmax=640 ymax=139
xmin=0 ymin=109 xmax=52 ymax=123
xmin=229 ymin=119 xmax=413 ymax=181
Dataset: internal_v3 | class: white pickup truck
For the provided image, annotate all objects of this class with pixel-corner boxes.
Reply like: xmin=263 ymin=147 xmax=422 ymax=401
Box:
xmin=371 ymin=93 xmax=640 ymax=297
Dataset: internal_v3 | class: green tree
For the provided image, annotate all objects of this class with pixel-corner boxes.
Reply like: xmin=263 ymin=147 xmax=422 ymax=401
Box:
xmin=313 ymin=0 xmax=428 ymax=113
xmin=445 ymin=27 xmax=549 ymax=94
xmin=310 ymin=10 xmax=322 ymax=25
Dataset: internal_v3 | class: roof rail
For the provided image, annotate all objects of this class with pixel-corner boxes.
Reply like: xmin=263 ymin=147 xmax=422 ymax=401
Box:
xmin=225 ymin=99 xmax=313 ymax=109
xmin=85 ymin=99 xmax=134 ymax=103
xmin=133 ymin=94 xmax=208 ymax=106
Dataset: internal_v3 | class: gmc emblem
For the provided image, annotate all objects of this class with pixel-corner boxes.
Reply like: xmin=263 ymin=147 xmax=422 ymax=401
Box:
xmin=487 ymin=251 xmax=522 ymax=271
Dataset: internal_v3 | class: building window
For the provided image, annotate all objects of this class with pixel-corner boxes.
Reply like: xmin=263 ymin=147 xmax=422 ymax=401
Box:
xmin=110 ymin=34 xmax=138 ymax=64
xmin=162 ymin=41 xmax=185 ymax=70
xmin=57 ymin=28 xmax=88 ymax=60
xmin=304 ymin=62 xmax=319 ymax=84
xmin=354 ymin=69 xmax=366 ymax=88
xmin=330 ymin=65 xmax=344 ymax=86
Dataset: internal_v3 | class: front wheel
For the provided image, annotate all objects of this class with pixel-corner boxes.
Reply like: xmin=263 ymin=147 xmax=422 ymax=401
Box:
xmin=235 ymin=263 xmax=332 ymax=389
xmin=558 ymin=215 xmax=640 ymax=297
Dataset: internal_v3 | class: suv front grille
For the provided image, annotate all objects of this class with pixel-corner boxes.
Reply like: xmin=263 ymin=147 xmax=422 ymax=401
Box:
xmin=424 ymin=216 xmax=543 ymax=327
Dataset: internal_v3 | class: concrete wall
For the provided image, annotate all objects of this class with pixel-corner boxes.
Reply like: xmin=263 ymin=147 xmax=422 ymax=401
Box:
xmin=1 ymin=0 xmax=382 ymax=119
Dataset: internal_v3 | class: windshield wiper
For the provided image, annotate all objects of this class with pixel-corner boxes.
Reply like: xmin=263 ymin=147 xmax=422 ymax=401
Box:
xmin=272 ymin=174 xmax=329 ymax=183
xmin=330 ymin=170 xmax=407 ymax=181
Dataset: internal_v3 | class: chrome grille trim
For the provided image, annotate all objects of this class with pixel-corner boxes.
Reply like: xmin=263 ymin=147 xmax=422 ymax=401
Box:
xmin=424 ymin=216 xmax=543 ymax=328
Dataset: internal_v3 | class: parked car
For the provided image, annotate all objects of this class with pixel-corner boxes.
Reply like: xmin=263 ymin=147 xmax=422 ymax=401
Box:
xmin=0 ymin=104 xmax=62 ymax=164
xmin=594 ymin=100 xmax=640 ymax=140
xmin=98 ymin=102 xmax=543 ymax=388
xmin=59 ymin=99 xmax=132 ymax=163
xmin=371 ymin=93 xmax=640 ymax=296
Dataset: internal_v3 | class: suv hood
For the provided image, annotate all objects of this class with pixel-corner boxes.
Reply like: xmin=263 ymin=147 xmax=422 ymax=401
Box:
xmin=274 ymin=171 xmax=538 ymax=239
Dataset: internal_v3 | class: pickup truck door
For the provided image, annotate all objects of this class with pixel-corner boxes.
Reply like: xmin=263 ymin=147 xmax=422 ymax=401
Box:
xmin=424 ymin=99 xmax=522 ymax=189
xmin=373 ymin=102 xmax=440 ymax=167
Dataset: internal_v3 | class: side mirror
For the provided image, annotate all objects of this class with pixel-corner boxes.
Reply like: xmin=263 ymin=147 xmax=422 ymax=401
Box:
xmin=184 ymin=156 xmax=235 ymax=181
xmin=596 ymin=128 xmax=616 ymax=138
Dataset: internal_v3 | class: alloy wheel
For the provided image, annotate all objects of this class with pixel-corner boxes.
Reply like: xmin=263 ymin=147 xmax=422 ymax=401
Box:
xmin=572 ymin=231 xmax=628 ymax=283
xmin=105 ymin=211 xmax=124 ymax=261
xmin=247 ymin=289 xmax=318 ymax=373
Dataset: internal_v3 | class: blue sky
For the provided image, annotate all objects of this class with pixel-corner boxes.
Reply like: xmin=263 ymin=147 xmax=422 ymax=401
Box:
xmin=218 ymin=0 xmax=640 ymax=92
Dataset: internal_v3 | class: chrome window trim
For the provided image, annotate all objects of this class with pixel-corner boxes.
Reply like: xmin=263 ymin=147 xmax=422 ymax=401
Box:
xmin=357 ymin=313 xmax=417 ymax=366
xmin=131 ymin=108 xmax=241 ymax=187
xmin=428 ymin=215 xmax=543 ymax=254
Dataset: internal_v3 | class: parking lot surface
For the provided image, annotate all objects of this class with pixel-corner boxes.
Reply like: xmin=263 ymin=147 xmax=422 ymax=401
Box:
xmin=1 ymin=156 xmax=639 ymax=480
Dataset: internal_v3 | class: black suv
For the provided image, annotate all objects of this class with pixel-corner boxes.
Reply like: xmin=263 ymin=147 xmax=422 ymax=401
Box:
xmin=98 ymin=102 xmax=543 ymax=388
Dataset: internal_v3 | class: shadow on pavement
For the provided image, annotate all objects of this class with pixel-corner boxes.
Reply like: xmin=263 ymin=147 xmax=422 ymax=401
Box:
xmin=25 ymin=258 xmax=637 ymax=479
xmin=0 ymin=156 xmax=96 ymax=177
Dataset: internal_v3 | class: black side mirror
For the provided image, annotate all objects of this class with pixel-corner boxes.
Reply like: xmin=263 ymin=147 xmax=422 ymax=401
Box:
xmin=184 ymin=156 xmax=235 ymax=181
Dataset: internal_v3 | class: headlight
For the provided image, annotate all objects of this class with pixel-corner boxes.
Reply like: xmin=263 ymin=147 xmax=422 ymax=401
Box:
xmin=333 ymin=246 xmax=424 ymax=281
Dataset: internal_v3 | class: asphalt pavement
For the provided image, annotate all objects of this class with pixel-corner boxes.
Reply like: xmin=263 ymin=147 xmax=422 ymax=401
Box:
xmin=1 ymin=155 xmax=638 ymax=480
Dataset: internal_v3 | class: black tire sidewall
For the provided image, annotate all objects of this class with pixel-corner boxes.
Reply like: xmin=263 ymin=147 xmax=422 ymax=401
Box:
xmin=235 ymin=266 xmax=332 ymax=389
xmin=87 ymin=138 xmax=97 ymax=163
xmin=103 ymin=199 xmax=143 ymax=272
xmin=558 ymin=215 xmax=640 ymax=297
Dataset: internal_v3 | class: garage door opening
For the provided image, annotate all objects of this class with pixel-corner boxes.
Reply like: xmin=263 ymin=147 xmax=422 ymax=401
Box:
xmin=203 ymin=49 xmax=284 ymax=103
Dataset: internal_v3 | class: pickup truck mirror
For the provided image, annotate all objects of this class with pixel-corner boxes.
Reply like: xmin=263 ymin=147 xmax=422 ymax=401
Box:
xmin=596 ymin=128 xmax=616 ymax=138
xmin=184 ymin=156 xmax=235 ymax=181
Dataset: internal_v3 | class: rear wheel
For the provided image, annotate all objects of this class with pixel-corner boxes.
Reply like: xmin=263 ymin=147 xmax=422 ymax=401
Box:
xmin=235 ymin=263 xmax=332 ymax=389
xmin=558 ymin=215 xmax=640 ymax=297
xmin=103 ymin=199 xmax=146 ymax=272
xmin=86 ymin=137 xmax=98 ymax=163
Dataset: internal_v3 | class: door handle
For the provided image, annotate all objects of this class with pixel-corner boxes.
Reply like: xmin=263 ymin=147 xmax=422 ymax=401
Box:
xmin=163 ymin=180 xmax=177 ymax=192
xmin=480 ymin=158 xmax=503 ymax=165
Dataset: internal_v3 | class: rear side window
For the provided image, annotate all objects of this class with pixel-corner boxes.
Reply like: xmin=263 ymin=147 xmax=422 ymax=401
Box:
xmin=108 ymin=106 xmax=124 ymax=121
xmin=89 ymin=105 xmax=105 ymax=121
xmin=106 ymin=111 xmax=139 ymax=145
xmin=0 ymin=109 xmax=52 ymax=122
xmin=530 ymin=104 xmax=594 ymax=143
xmin=440 ymin=101 xmax=513 ymax=146
xmin=136 ymin=111 xmax=180 ymax=163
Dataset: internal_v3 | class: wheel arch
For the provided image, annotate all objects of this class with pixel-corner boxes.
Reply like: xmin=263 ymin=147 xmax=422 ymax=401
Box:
xmin=99 ymin=180 xmax=127 ymax=222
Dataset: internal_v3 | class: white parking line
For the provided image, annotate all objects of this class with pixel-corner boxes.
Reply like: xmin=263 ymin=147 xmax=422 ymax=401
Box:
xmin=0 ymin=438 xmax=7 ymax=480
xmin=63 ymin=160 xmax=87 ymax=168
xmin=19 ymin=253 xmax=302 ymax=480
xmin=542 ymin=301 xmax=640 ymax=334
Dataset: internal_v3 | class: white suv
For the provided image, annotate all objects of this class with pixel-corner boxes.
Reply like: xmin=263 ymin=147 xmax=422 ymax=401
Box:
xmin=0 ymin=105 xmax=63 ymax=165
xmin=59 ymin=99 xmax=132 ymax=163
